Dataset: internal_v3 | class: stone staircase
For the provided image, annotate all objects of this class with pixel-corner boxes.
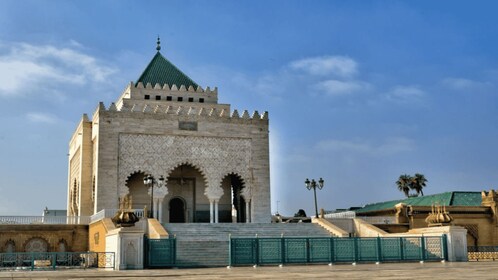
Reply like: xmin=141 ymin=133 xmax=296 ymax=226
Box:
xmin=162 ymin=223 xmax=332 ymax=267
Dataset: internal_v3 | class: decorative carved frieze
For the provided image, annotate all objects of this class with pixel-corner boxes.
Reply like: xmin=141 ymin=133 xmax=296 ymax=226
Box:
xmin=118 ymin=134 xmax=252 ymax=200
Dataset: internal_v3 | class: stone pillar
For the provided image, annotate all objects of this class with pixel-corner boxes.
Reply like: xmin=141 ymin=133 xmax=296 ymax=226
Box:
xmin=215 ymin=200 xmax=219 ymax=223
xmin=105 ymin=226 xmax=145 ymax=270
xmin=445 ymin=226 xmax=469 ymax=261
xmin=153 ymin=185 xmax=169 ymax=222
xmin=204 ymin=185 xmax=224 ymax=224
xmin=245 ymin=200 xmax=251 ymax=223
xmin=152 ymin=199 xmax=158 ymax=219
xmin=157 ymin=198 xmax=164 ymax=222
xmin=241 ymin=187 xmax=252 ymax=223
xmin=209 ymin=200 xmax=214 ymax=223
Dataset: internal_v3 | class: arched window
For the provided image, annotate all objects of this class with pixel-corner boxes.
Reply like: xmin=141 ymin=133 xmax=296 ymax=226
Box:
xmin=58 ymin=239 xmax=67 ymax=252
xmin=4 ymin=240 xmax=15 ymax=253
xmin=71 ymin=179 xmax=79 ymax=216
xmin=25 ymin=237 xmax=48 ymax=252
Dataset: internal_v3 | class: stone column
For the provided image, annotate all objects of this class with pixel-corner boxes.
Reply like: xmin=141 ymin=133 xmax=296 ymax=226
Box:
xmin=152 ymin=199 xmax=158 ymax=219
xmin=241 ymin=187 xmax=252 ymax=223
xmin=245 ymin=200 xmax=251 ymax=223
xmin=204 ymin=186 xmax=224 ymax=224
xmin=157 ymin=198 xmax=164 ymax=222
xmin=215 ymin=200 xmax=219 ymax=223
xmin=153 ymin=185 xmax=169 ymax=222
xmin=209 ymin=200 xmax=214 ymax=223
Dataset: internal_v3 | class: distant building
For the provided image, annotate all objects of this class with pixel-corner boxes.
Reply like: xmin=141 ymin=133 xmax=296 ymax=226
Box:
xmin=67 ymin=38 xmax=271 ymax=223
xmin=42 ymin=207 xmax=66 ymax=217
xmin=344 ymin=190 xmax=498 ymax=247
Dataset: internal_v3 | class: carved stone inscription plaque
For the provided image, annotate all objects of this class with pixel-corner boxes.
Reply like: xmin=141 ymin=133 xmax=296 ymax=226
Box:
xmin=179 ymin=121 xmax=198 ymax=131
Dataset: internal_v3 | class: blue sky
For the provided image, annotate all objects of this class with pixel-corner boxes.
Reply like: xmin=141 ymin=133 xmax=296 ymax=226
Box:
xmin=1 ymin=0 xmax=498 ymax=216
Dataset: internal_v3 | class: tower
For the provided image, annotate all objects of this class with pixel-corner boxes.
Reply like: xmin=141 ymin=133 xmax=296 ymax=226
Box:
xmin=67 ymin=39 xmax=271 ymax=223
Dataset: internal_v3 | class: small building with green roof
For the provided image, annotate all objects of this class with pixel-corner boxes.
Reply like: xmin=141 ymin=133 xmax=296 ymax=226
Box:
xmin=344 ymin=190 xmax=498 ymax=247
xmin=356 ymin=191 xmax=483 ymax=214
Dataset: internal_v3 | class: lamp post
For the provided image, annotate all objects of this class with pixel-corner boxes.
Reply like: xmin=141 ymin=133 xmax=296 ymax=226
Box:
xmin=305 ymin=177 xmax=324 ymax=218
xmin=143 ymin=174 xmax=165 ymax=218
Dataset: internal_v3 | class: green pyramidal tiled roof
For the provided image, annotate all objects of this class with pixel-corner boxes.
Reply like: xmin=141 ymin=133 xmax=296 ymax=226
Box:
xmin=136 ymin=51 xmax=198 ymax=89
xmin=355 ymin=191 xmax=482 ymax=213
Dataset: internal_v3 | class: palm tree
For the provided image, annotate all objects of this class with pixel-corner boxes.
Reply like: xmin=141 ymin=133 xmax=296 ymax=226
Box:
xmin=411 ymin=173 xmax=427 ymax=196
xmin=396 ymin=174 xmax=412 ymax=198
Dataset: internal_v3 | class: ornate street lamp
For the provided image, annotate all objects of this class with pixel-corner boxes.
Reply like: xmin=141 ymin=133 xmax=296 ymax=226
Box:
xmin=143 ymin=174 xmax=165 ymax=218
xmin=305 ymin=177 xmax=324 ymax=218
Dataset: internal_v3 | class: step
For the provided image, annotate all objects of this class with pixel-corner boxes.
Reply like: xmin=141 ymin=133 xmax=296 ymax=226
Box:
xmin=160 ymin=223 xmax=332 ymax=267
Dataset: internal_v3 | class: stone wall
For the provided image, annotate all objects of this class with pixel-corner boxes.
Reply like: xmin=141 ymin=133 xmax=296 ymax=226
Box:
xmin=408 ymin=205 xmax=497 ymax=246
xmin=71 ymin=103 xmax=270 ymax=223
xmin=68 ymin=76 xmax=271 ymax=223
xmin=0 ymin=225 xmax=88 ymax=252
xmin=89 ymin=218 xmax=116 ymax=252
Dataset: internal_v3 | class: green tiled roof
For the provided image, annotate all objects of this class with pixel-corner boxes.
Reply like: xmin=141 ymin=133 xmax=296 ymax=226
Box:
xmin=355 ymin=191 xmax=482 ymax=213
xmin=136 ymin=51 xmax=198 ymax=89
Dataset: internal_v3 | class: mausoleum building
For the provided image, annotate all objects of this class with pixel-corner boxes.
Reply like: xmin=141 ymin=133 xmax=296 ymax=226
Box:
xmin=67 ymin=39 xmax=270 ymax=223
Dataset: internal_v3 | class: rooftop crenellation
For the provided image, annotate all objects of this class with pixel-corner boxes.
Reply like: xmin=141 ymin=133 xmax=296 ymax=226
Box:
xmin=95 ymin=102 xmax=268 ymax=121
xmin=132 ymin=82 xmax=217 ymax=94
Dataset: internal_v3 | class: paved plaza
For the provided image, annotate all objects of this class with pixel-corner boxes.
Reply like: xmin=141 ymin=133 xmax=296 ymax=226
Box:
xmin=0 ymin=262 xmax=497 ymax=280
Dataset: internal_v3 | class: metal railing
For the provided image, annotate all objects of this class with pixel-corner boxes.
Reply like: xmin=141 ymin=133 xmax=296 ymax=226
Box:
xmin=356 ymin=216 xmax=397 ymax=225
xmin=229 ymin=235 xmax=447 ymax=266
xmin=0 ymin=252 xmax=115 ymax=270
xmin=323 ymin=212 xmax=398 ymax=225
xmin=324 ymin=211 xmax=357 ymax=219
xmin=0 ymin=216 xmax=90 ymax=225
xmin=0 ymin=208 xmax=147 ymax=225
xmin=90 ymin=209 xmax=146 ymax=223
xmin=145 ymin=237 xmax=176 ymax=268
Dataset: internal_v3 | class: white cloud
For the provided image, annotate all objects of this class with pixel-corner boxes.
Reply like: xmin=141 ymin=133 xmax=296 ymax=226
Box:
xmin=314 ymin=79 xmax=371 ymax=96
xmin=0 ymin=42 xmax=116 ymax=97
xmin=290 ymin=56 xmax=358 ymax=78
xmin=26 ymin=112 xmax=58 ymax=124
xmin=385 ymin=85 xmax=425 ymax=102
xmin=68 ymin=39 xmax=83 ymax=48
xmin=441 ymin=77 xmax=490 ymax=91
xmin=316 ymin=137 xmax=414 ymax=156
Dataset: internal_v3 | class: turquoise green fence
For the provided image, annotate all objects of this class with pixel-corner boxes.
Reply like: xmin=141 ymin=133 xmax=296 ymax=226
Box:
xmin=0 ymin=252 xmax=115 ymax=271
xmin=230 ymin=236 xmax=447 ymax=266
xmin=145 ymin=237 xmax=176 ymax=268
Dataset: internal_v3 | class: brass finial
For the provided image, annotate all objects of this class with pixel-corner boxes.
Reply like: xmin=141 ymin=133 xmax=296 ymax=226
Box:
xmin=112 ymin=194 xmax=139 ymax=227
xmin=156 ymin=36 xmax=161 ymax=52
xmin=425 ymin=202 xmax=453 ymax=227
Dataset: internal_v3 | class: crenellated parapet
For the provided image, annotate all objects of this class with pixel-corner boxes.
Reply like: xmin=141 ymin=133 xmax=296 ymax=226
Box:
xmin=134 ymin=81 xmax=217 ymax=94
xmin=482 ymin=189 xmax=498 ymax=205
xmin=482 ymin=189 xmax=498 ymax=224
xmin=96 ymin=101 xmax=268 ymax=122
xmin=116 ymin=82 xmax=219 ymax=105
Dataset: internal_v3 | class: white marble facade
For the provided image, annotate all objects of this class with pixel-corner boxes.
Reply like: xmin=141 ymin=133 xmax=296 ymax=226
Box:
xmin=68 ymin=78 xmax=270 ymax=223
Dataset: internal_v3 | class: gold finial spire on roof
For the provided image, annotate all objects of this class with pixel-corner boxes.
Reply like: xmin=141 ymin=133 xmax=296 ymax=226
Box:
xmin=156 ymin=36 xmax=161 ymax=52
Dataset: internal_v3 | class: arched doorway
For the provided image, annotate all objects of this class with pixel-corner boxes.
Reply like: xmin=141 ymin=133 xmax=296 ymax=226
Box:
xmin=126 ymin=172 xmax=150 ymax=211
xmin=220 ymin=174 xmax=246 ymax=223
xmin=169 ymin=197 xmax=186 ymax=223
xmin=163 ymin=163 xmax=208 ymax=223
